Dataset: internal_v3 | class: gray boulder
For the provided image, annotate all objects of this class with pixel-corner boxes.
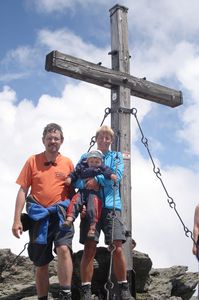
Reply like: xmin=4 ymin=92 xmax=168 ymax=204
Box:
xmin=0 ymin=247 xmax=198 ymax=300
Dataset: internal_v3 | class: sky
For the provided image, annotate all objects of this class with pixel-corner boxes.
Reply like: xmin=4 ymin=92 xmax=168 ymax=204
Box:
xmin=1 ymin=0 xmax=199 ymax=278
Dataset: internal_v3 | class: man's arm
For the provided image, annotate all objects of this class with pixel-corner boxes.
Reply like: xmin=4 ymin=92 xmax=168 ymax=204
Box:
xmin=192 ymin=204 xmax=199 ymax=256
xmin=12 ymin=186 xmax=28 ymax=238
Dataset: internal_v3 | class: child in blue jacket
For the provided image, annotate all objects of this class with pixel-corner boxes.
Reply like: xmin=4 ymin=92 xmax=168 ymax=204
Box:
xmin=64 ymin=149 xmax=116 ymax=238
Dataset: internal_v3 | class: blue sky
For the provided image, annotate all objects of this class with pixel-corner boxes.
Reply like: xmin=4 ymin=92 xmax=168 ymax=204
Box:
xmin=1 ymin=0 xmax=199 ymax=279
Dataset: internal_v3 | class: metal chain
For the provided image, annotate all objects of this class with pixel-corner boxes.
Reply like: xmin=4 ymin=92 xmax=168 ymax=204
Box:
xmin=131 ymin=107 xmax=199 ymax=251
xmin=0 ymin=242 xmax=29 ymax=278
xmin=104 ymin=132 xmax=121 ymax=300
xmin=86 ymin=106 xmax=122 ymax=299
xmin=87 ymin=107 xmax=111 ymax=152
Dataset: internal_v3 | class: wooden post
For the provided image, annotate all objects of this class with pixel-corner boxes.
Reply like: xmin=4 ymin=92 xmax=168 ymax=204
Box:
xmin=109 ymin=5 xmax=133 ymax=275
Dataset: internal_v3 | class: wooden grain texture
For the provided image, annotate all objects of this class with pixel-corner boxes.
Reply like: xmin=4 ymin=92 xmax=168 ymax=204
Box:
xmin=45 ymin=50 xmax=182 ymax=108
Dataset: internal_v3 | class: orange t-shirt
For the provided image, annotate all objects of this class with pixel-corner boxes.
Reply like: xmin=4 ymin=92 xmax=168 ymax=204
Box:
xmin=16 ymin=152 xmax=74 ymax=207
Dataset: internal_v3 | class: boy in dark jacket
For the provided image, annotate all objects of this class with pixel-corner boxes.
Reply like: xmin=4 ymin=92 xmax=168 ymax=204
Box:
xmin=64 ymin=150 xmax=116 ymax=238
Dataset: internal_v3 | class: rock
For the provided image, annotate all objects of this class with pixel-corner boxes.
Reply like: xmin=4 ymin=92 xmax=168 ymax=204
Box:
xmin=0 ymin=247 xmax=198 ymax=300
xmin=133 ymin=250 xmax=152 ymax=292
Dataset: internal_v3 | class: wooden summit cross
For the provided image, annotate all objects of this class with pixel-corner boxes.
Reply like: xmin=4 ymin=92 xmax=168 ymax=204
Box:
xmin=45 ymin=3 xmax=182 ymax=288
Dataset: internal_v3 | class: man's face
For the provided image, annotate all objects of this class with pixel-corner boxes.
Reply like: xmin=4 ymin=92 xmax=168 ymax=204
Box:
xmin=42 ymin=130 xmax=63 ymax=154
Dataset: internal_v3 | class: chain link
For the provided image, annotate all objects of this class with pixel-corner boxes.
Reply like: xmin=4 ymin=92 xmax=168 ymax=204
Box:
xmin=131 ymin=108 xmax=199 ymax=251
xmin=0 ymin=242 xmax=29 ymax=278
xmin=87 ymin=107 xmax=111 ymax=152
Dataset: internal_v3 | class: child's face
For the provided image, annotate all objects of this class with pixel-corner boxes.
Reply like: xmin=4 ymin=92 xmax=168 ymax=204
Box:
xmin=87 ymin=157 xmax=102 ymax=167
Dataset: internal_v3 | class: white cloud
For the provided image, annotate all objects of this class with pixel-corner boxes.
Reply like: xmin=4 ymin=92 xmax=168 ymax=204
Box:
xmin=133 ymin=41 xmax=196 ymax=82
xmin=27 ymin=0 xmax=73 ymax=14
xmin=175 ymin=52 xmax=199 ymax=156
xmin=0 ymin=85 xmax=17 ymax=103
xmin=0 ymin=72 xmax=28 ymax=82
xmin=132 ymin=149 xmax=198 ymax=270
xmin=38 ymin=28 xmax=110 ymax=66
xmin=28 ymin=0 xmax=116 ymax=14
xmin=127 ymin=0 xmax=199 ymax=40
xmin=178 ymin=55 xmax=199 ymax=100
xmin=0 ymin=46 xmax=43 ymax=83
xmin=0 ymin=82 xmax=197 ymax=273
xmin=1 ymin=46 xmax=40 ymax=68
xmin=178 ymin=102 xmax=199 ymax=156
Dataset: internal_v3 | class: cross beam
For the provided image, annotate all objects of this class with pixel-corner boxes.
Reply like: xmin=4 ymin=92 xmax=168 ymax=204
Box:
xmin=45 ymin=51 xmax=182 ymax=108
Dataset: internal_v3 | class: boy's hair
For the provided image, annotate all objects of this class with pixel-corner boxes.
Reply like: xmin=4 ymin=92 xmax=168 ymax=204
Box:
xmin=42 ymin=123 xmax=64 ymax=141
xmin=95 ymin=125 xmax=114 ymax=140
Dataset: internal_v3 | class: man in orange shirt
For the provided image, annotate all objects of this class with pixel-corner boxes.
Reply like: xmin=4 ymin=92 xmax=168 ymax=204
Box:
xmin=12 ymin=123 xmax=74 ymax=300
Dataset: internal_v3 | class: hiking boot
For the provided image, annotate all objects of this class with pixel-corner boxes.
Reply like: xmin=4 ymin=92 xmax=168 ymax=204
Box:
xmin=118 ymin=282 xmax=135 ymax=300
xmin=59 ymin=290 xmax=72 ymax=300
xmin=80 ymin=284 xmax=92 ymax=300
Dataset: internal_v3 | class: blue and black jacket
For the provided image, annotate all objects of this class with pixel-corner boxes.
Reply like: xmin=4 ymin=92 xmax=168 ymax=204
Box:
xmin=74 ymin=150 xmax=124 ymax=210
xmin=25 ymin=196 xmax=70 ymax=244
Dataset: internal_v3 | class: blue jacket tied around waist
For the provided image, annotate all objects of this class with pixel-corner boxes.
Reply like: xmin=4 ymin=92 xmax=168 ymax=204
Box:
xmin=26 ymin=198 xmax=70 ymax=244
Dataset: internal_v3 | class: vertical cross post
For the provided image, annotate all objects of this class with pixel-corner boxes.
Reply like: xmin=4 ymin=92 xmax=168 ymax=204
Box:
xmin=109 ymin=3 xmax=133 ymax=283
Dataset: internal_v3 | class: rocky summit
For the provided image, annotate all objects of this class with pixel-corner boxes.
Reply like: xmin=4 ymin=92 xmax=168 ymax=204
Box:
xmin=0 ymin=247 xmax=198 ymax=300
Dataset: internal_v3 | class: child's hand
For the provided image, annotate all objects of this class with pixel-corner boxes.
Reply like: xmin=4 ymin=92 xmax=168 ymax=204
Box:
xmin=111 ymin=174 xmax=117 ymax=182
xmin=65 ymin=177 xmax=72 ymax=186
xmin=85 ymin=178 xmax=99 ymax=191
xmin=80 ymin=205 xmax=87 ymax=219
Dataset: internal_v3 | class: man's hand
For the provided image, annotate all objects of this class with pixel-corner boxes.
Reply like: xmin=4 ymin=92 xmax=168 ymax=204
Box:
xmin=12 ymin=220 xmax=23 ymax=239
xmin=85 ymin=178 xmax=99 ymax=191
